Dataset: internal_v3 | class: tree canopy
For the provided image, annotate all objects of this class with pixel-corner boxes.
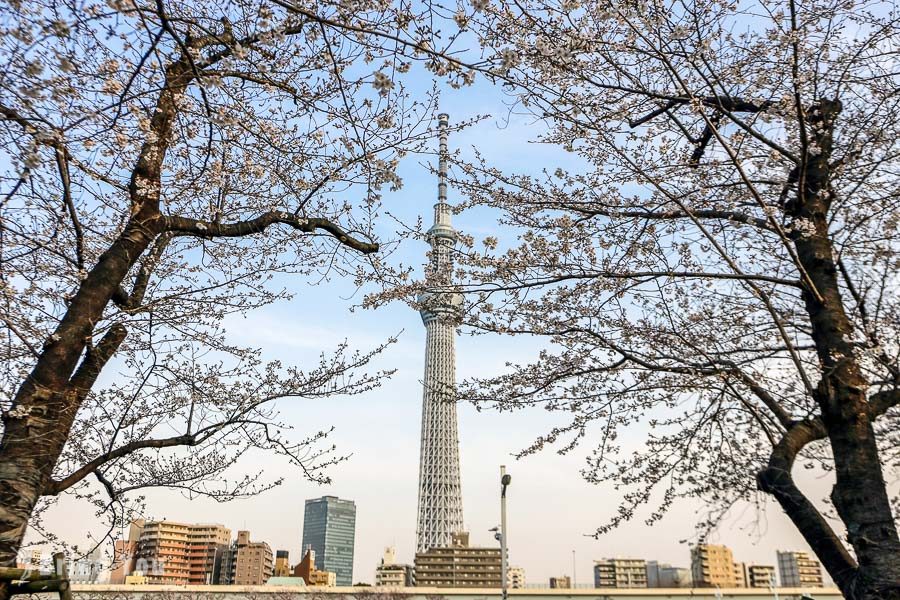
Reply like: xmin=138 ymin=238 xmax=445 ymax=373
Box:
xmin=445 ymin=0 xmax=900 ymax=596
xmin=0 ymin=0 xmax=476 ymax=569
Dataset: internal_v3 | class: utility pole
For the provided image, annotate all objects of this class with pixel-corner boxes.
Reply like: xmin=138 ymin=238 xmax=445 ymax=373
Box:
xmin=572 ymin=550 xmax=576 ymax=588
xmin=500 ymin=466 xmax=511 ymax=600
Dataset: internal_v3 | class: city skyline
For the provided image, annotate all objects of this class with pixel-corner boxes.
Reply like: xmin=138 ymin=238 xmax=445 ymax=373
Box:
xmin=29 ymin=514 xmax=826 ymax=590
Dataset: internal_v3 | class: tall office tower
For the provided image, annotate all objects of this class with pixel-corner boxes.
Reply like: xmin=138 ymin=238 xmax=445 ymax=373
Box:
xmin=777 ymin=551 xmax=824 ymax=587
xmin=301 ymin=496 xmax=357 ymax=585
xmin=415 ymin=113 xmax=465 ymax=554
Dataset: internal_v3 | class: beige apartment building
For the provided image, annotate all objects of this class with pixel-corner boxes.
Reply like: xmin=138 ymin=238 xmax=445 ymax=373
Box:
xmin=189 ymin=524 xmax=233 ymax=583
xmin=508 ymin=566 xmax=525 ymax=589
xmin=594 ymin=558 xmax=648 ymax=588
xmin=221 ymin=530 xmax=274 ymax=585
xmin=691 ymin=544 xmax=739 ymax=588
xmin=747 ymin=565 xmax=777 ymax=588
xmin=375 ymin=562 xmax=413 ymax=587
xmin=122 ymin=519 xmax=231 ymax=585
xmin=375 ymin=547 xmax=414 ymax=587
xmin=414 ymin=532 xmax=502 ymax=588
xmin=777 ymin=551 xmax=824 ymax=587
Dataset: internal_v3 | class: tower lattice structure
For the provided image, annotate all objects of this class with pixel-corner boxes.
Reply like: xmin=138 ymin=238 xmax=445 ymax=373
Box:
xmin=415 ymin=113 xmax=464 ymax=553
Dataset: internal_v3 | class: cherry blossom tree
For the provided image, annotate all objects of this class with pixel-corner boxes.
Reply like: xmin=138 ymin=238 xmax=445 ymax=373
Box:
xmin=0 ymin=0 xmax=478 ymax=580
xmin=449 ymin=0 xmax=900 ymax=596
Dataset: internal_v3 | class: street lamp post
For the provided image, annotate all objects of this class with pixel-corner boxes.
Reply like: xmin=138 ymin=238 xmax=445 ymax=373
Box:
xmin=500 ymin=466 xmax=511 ymax=600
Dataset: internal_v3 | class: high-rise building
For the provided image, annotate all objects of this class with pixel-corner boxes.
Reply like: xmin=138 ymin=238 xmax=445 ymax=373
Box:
xmin=646 ymin=561 xmax=692 ymax=588
xmin=274 ymin=551 xmax=291 ymax=577
xmin=508 ymin=566 xmax=525 ymax=589
xmin=777 ymin=551 xmax=824 ymax=587
xmin=594 ymin=558 xmax=648 ymax=588
xmin=414 ymin=532 xmax=501 ymax=587
xmin=691 ymin=544 xmax=738 ymax=588
xmin=733 ymin=561 xmax=748 ymax=587
xmin=415 ymin=113 xmax=465 ymax=554
xmin=301 ymin=496 xmax=356 ymax=586
xmin=128 ymin=520 xmax=231 ymax=585
xmin=747 ymin=565 xmax=777 ymax=588
xmin=375 ymin=547 xmax=414 ymax=587
xmin=219 ymin=530 xmax=273 ymax=585
xmin=188 ymin=524 xmax=233 ymax=584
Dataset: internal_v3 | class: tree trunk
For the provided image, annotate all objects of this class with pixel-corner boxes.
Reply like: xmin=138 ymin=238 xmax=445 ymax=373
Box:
xmin=828 ymin=413 xmax=900 ymax=598
xmin=0 ymin=215 xmax=161 ymax=568
xmin=0 ymin=54 xmax=187 ymax=574
xmin=787 ymin=99 xmax=900 ymax=599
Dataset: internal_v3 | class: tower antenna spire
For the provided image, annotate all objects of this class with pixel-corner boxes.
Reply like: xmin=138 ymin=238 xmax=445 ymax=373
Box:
xmin=438 ymin=112 xmax=449 ymax=206
xmin=415 ymin=113 xmax=465 ymax=553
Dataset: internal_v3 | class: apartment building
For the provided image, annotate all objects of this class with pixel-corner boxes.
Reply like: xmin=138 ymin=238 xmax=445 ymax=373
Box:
xmin=777 ymin=551 xmax=824 ymax=587
xmin=508 ymin=566 xmax=525 ymax=589
xmin=126 ymin=519 xmax=231 ymax=585
xmin=375 ymin=547 xmax=414 ymax=587
xmin=414 ymin=532 xmax=502 ymax=588
xmin=691 ymin=544 xmax=739 ymax=587
xmin=747 ymin=565 xmax=777 ymax=588
xmin=594 ymin=558 xmax=648 ymax=588
xmin=220 ymin=530 xmax=274 ymax=585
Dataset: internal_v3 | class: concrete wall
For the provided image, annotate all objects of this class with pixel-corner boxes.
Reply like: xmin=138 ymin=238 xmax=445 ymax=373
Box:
xmin=66 ymin=585 xmax=843 ymax=600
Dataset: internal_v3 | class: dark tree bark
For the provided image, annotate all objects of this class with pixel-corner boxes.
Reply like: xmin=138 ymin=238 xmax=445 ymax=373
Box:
xmin=787 ymin=101 xmax=900 ymax=598
xmin=0 ymin=52 xmax=189 ymax=568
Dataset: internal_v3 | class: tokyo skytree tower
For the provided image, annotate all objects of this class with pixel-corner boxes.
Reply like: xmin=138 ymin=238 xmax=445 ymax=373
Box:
xmin=415 ymin=113 xmax=464 ymax=553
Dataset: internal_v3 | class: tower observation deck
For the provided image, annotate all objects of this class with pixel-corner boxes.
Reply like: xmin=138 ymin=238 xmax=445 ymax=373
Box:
xmin=415 ymin=113 xmax=464 ymax=553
